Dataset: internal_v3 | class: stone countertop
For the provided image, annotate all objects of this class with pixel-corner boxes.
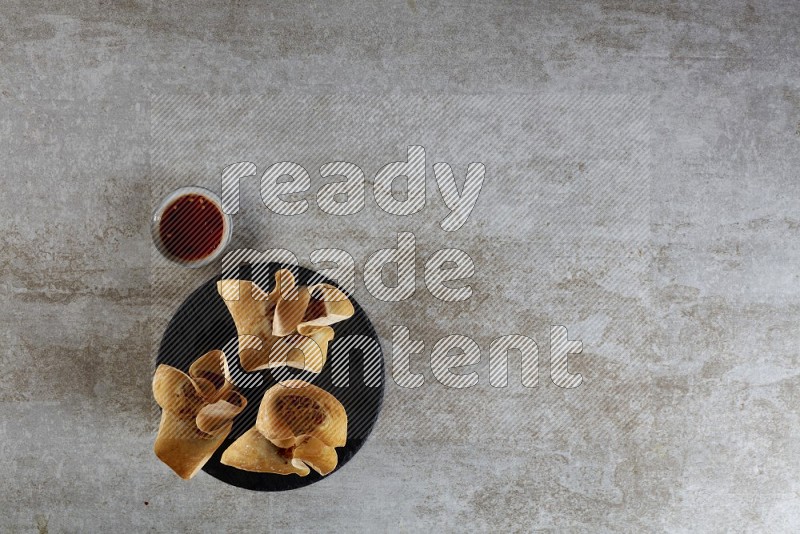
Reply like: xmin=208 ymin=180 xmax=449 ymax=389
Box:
xmin=1 ymin=1 xmax=799 ymax=532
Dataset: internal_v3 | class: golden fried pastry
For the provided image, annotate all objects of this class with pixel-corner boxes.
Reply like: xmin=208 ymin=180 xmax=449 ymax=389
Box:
xmin=217 ymin=269 xmax=354 ymax=374
xmin=221 ymin=380 xmax=347 ymax=477
xmin=152 ymin=350 xmax=246 ymax=479
xmin=257 ymin=380 xmax=347 ymax=451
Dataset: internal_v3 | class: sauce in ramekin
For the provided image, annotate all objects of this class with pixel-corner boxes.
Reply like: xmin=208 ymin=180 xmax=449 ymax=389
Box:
xmin=158 ymin=194 xmax=225 ymax=262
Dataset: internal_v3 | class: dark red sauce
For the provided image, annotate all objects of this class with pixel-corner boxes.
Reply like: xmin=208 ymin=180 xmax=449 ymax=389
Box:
xmin=159 ymin=194 xmax=224 ymax=261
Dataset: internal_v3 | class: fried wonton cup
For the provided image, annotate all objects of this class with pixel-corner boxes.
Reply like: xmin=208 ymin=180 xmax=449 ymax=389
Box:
xmin=152 ymin=350 xmax=246 ymax=480
xmin=221 ymin=380 xmax=347 ymax=477
xmin=256 ymin=380 xmax=347 ymax=449
xmin=217 ymin=269 xmax=354 ymax=374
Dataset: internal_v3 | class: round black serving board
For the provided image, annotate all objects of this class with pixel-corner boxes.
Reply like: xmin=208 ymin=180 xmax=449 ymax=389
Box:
xmin=157 ymin=263 xmax=385 ymax=491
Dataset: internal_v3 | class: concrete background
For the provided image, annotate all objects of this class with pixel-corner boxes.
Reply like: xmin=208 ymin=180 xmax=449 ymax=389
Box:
xmin=2 ymin=1 xmax=799 ymax=532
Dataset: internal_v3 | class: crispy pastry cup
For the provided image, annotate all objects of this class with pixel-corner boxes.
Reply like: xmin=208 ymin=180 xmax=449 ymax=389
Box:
xmin=222 ymin=379 xmax=345 ymax=477
xmin=217 ymin=269 xmax=354 ymax=375
xmin=256 ymin=379 xmax=347 ymax=449
xmin=152 ymin=351 xmax=246 ymax=480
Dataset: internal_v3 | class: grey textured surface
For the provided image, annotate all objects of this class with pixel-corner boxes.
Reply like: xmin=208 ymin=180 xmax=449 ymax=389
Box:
xmin=1 ymin=1 xmax=799 ymax=532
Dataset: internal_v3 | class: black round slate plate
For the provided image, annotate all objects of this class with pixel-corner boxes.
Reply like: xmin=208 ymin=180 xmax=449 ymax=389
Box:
xmin=157 ymin=263 xmax=385 ymax=491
